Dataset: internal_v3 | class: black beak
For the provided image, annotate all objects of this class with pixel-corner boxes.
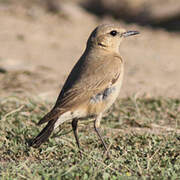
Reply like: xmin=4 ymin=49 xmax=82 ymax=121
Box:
xmin=122 ymin=31 xmax=140 ymax=37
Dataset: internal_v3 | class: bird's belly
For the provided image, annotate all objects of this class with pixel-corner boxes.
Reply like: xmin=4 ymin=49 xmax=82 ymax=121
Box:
xmin=87 ymin=69 xmax=124 ymax=115
xmin=87 ymin=83 xmax=122 ymax=115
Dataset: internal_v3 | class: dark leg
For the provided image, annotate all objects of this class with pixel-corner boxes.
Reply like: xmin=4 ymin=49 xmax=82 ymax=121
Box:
xmin=72 ymin=118 xmax=80 ymax=149
xmin=94 ymin=114 xmax=108 ymax=152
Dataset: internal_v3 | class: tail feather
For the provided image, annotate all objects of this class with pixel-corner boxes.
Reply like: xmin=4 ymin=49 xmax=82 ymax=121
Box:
xmin=37 ymin=108 xmax=65 ymax=125
xmin=37 ymin=109 xmax=57 ymax=125
xmin=30 ymin=119 xmax=57 ymax=148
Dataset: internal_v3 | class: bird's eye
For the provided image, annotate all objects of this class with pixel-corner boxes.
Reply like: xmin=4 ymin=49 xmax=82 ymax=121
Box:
xmin=110 ymin=30 xmax=117 ymax=36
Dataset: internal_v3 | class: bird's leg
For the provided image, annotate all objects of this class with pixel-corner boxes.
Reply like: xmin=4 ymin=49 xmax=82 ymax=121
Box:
xmin=94 ymin=114 xmax=109 ymax=154
xmin=72 ymin=118 xmax=80 ymax=149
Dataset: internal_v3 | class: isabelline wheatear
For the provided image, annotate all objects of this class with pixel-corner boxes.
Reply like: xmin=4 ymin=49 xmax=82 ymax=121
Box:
xmin=30 ymin=24 xmax=139 ymax=153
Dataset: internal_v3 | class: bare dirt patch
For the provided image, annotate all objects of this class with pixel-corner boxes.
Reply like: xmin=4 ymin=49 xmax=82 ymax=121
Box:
xmin=0 ymin=1 xmax=180 ymax=100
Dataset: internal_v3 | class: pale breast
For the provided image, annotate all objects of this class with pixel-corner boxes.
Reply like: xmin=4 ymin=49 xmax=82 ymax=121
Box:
xmin=88 ymin=66 xmax=124 ymax=115
xmin=90 ymin=86 xmax=116 ymax=104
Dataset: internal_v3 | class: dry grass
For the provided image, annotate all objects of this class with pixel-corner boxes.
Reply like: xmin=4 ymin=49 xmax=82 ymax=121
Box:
xmin=0 ymin=96 xmax=179 ymax=179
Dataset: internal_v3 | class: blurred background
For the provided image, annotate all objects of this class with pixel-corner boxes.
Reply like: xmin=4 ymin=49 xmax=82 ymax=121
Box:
xmin=0 ymin=0 xmax=180 ymax=100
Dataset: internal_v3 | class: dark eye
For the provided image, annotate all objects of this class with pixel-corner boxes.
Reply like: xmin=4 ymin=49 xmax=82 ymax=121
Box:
xmin=110 ymin=30 xmax=117 ymax=36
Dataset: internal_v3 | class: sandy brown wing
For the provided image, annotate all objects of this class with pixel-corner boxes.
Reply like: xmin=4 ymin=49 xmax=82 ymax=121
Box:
xmin=55 ymin=55 xmax=123 ymax=109
xmin=39 ymin=55 xmax=123 ymax=124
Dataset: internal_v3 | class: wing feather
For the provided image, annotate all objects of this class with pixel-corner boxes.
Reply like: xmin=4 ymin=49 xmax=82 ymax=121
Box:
xmin=38 ymin=53 xmax=123 ymax=124
xmin=57 ymin=54 xmax=122 ymax=107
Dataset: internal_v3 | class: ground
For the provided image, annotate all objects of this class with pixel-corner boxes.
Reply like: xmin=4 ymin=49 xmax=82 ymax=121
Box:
xmin=0 ymin=1 xmax=180 ymax=179
xmin=1 ymin=2 xmax=180 ymax=99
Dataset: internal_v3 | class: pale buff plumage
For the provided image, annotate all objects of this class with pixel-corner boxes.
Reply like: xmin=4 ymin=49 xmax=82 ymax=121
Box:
xmin=30 ymin=24 xmax=139 ymax=153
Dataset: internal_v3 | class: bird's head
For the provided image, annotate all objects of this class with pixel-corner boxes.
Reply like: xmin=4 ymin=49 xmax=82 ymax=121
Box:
xmin=87 ymin=24 xmax=139 ymax=53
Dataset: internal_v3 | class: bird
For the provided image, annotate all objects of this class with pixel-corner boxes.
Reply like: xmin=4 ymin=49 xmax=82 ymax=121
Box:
xmin=30 ymin=24 xmax=139 ymax=154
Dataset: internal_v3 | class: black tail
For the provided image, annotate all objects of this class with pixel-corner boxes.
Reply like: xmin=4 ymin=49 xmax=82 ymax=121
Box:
xmin=30 ymin=119 xmax=57 ymax=148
